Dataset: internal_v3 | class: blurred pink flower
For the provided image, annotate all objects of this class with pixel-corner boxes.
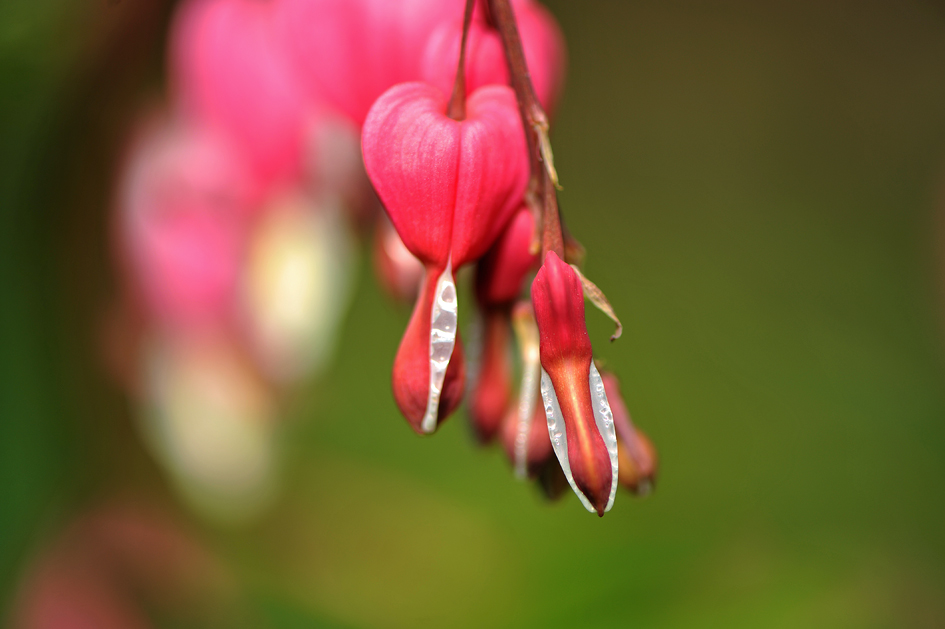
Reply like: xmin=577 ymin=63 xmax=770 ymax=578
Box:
xmin=12 ymin=504 xmax=228 ymax=629
xmin=420 ymin=0 xmax=566 ymax=115
xmin=275 ymin=0 xmax=466 ymax=126
xmin=170 ymin=0 xmax=314 ymax=193
xmin=116 ymin=115 xmax=254 ymax=332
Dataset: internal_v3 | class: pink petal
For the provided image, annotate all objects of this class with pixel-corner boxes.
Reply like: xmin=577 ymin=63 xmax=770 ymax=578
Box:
xmin=117 ymin=116 xmax=253 ymax=330
xmin=361 ymin=82 xmax=459 ymax=267
xmin=420 ymin=1 xmax=566 ymax=114
xmin=450 ymin=85 xmax=529 ymax=267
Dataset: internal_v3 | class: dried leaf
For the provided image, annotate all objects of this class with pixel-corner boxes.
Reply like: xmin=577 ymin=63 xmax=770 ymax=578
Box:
xmin=570 ymin=265 xmax=622 ymax=341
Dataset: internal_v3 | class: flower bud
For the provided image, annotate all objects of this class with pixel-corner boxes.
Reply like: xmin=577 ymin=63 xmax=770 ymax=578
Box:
xmin=532 ymin=252 xmax=618 ymax=516
xmin=601 ymin=371 xmax=658 ymax=495
xmin=468 ymin=208 xmax=538 ymax=441
xmin=496 ymin=302 xmax=552 ymax=476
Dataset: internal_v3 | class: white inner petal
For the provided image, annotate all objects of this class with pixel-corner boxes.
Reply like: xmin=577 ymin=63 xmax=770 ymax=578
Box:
xmin=589 ymin=362 xmax=619 ymax=512
xmin=541 ymin=363 xmax=619 ymax=513
xmin=421 ymin=260 xmax=457 ymax=433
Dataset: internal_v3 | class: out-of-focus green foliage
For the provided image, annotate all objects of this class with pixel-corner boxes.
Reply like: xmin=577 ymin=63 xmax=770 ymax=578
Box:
xmin=3 ymin=0 xmax=945 ymax=627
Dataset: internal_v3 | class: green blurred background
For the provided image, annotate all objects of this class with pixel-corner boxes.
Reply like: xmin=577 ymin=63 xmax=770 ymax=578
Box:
xmin=3 ymin=0 xmax=945 ymax=626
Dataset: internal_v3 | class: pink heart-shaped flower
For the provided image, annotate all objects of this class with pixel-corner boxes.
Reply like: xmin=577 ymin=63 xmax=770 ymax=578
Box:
xmin=362 ymin=82 xmax=529 ymax=269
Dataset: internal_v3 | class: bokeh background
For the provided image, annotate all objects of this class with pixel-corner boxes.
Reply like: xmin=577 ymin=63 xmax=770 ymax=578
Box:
xmin=3 ymin=0 xmax=945 ymax=627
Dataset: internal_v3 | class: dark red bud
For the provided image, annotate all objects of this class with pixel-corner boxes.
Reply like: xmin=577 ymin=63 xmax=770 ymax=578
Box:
xmin=392 ymin=267 xmax=465 ymax=434
xmin=617 ymin=430 xmax=658 ymax=496
xmin=532 ymin=252 xmax=614 ymax=515
xmin=601 ymin=372 xmax=659 ymax=495
xmin=469 ymin=308 xmax=512 ymax=443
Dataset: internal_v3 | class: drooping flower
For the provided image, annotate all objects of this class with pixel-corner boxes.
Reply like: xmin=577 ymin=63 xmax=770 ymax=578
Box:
xmin=474 ymin=205 xmax=539 ymax=307
xmin=532 ymin=251 xmax=618 ymax=516
xmin=276 ymin=0 xmax=564 ymax=127
xmin=362 ymin=81 xmax=529 ymax=433
xmin=11 ymin=504 xmax=228 ymax=629
xmin=363 ymin=83 xmax=528 ymax=270
xmin=501 ymin=400 xmax=553 ymax=477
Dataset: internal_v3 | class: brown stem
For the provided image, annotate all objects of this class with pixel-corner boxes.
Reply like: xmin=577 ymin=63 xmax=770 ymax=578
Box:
xmin=486 ymin=0 xmax=563 ymax=259
xmin=447 ymin=0 xmax=477 ymax=120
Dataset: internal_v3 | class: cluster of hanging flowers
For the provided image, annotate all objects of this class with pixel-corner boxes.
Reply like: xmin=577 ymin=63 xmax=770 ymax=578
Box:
xmin=111 ymin=0 xmax=657 ymax=519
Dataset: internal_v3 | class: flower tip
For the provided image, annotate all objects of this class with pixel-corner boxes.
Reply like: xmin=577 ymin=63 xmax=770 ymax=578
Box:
xmin=572 ymin=458 xmax=614 ymax=516
xmin=392 ymin=267 xmax=466 ymax=435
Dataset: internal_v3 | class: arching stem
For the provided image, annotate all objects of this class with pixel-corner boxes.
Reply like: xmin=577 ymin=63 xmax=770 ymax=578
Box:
xmin=486 ymin=0 xmax=563 ymax=259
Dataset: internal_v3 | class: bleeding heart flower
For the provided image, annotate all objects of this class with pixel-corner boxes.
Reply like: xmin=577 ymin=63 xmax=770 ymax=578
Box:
xmin=116 ymin=115 xmax=254 ymax=332
xmin=170 ymin=0 xmax=311 ymax=194
xmin=500 ymin=302 xmax=553 ymax=478
xmin=532 ymin=251 xmax=618 ymax=516
xmin=240 ymin=195 xmax=357 ymax=384
xmin=362 ymin=81 xmax=528 ymax=433
xmin=362 ymin=82 xmax=528 ymax=268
